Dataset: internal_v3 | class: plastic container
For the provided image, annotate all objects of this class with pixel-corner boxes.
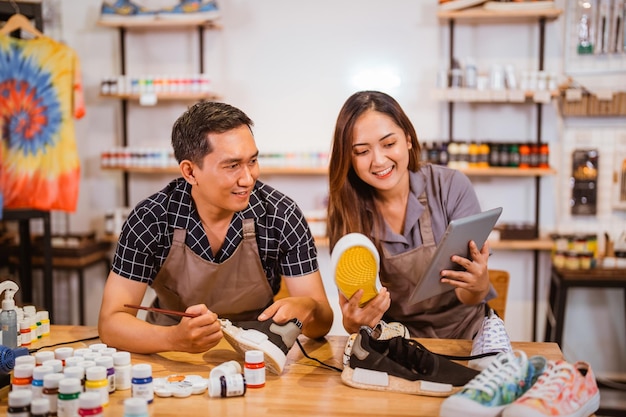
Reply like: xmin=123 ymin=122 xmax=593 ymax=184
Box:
xmin=208 ymin=374 xmax=246 ymax=398
xmin=244 ymin=350 xmax=265 ymax=388
xmin=0 ymin=281 xmax=19 ymax=349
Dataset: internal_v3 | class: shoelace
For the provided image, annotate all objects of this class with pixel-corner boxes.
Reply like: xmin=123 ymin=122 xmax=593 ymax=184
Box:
xmin=463 ymin=352 xmax=524 ymax=396
xmin=521 ymin=361 xmax=572 ymax=400
xmin=386 ymin=337 xmax=435 ymax=375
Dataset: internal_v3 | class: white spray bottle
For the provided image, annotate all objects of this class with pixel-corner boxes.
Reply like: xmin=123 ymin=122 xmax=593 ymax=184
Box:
xmin=0 ymin=281 xmax=19 ymax=349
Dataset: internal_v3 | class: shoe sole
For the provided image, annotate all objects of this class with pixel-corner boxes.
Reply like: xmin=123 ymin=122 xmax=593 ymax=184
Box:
xmin=440 ymin=396 xmax=507 ymax=417
xmin=341 ymin=366 xmax=460 ymax=397
xmin=221 ymin=323 xmax=287 ymax=375
xmin=332 ymin=234 xmax=379 ymax=306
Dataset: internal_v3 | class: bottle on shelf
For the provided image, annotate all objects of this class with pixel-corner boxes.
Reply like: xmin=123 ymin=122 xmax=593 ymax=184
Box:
xmin=0 ymin=280 xmax=19 ymax=349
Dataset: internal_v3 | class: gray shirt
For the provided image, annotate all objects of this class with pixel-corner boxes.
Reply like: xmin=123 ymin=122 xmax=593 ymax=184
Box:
xmin=380 ymin=164 xmax=481 ymax=254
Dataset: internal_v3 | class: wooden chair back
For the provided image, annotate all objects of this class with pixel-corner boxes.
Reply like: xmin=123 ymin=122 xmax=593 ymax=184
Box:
xmin=488 ymin=269 xmax=510 ymax=321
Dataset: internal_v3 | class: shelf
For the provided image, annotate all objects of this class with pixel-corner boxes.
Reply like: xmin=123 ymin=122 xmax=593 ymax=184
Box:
xmin=100 ymin=92 xmax=221 ymax=101
xmin=461 ymin=167 xmax=556 ymax=177
xmin=490 ymin=238 xmax=553 ymax=251
xmin=437 ymin=7 xmax=562 ymax=23
xmin=431 ymin=88 xmax=559 ymax=103
xmin=101 ymin=165 xmax=553 ymax=177
xmin=101 ymin=165 xmax=329 ymax=176
xmin=97 ymin=18 xmax=222 ymax=30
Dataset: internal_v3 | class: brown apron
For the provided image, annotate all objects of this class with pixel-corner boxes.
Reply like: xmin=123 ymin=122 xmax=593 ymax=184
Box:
xmin=147 ymin=218 xmax=274 ymax=325
xmin=380 ymin=193 xmax=485 ymax=339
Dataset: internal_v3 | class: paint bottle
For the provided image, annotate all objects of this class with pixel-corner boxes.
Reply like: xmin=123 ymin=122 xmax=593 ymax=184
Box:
xmin=7 ymin=389 xmax=32 ymax=417
xmin=57 ymin=378 xmax=82 ymax=417
xmin=112 ymin=351 xmax=132 ymax=391
xmin=31 ymin=365 xmax=54 ymax=399
xmin=244 ymin=350 xmax=265 ymax=388
xmin=208 ymin=374 xmax=246 ymax=398
xmin=30 ymin=398 xmax=50 ymax=417
xmin=85 ymin=366 xmax=109 ymax=407
xmin=35 ymin=351 xmax=55 ymax=366
xmin=131 ymin=364 xmax=154 ymax=404
xmin=38 ymin=311 xmax=50 ymax=337
xmin=78 ymin=392 xmax=103 ymax=417
xmin=12 ymin=363 xmax=34 ymax=391
xmin=43 ymin=372 xmax=66 ymax=416
xmin=55 ymin=347 xmax=74 ymax=366
xmin=210 ymin=360 xmax=242 ymax=379
xmin=123 ymin=397 xmax=149 ymax=417
xmin=95 ymin=356 xmax=115 ymax=393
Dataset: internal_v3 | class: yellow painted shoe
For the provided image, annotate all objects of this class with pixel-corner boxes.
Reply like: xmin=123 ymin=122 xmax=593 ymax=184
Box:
xmin=331 ymin=233 xmax=380 ymax=306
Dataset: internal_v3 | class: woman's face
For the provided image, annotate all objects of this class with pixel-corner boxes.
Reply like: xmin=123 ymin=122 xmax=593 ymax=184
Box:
xmin=350 ymin=109 xmax=412 ymax=194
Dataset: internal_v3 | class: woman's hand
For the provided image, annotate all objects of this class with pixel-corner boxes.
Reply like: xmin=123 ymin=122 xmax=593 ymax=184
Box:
xmin=339 ymin=287 xmax=391 ymax=334
xmin=440 ymin=240 xmax=491 ymax=305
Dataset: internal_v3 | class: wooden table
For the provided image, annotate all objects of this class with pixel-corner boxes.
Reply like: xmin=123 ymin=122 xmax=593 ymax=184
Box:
xmin=0 ymin=325 xmax=563 ymax=417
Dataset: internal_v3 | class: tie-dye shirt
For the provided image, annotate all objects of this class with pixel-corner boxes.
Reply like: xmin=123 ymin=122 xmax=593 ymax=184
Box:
xmin=0 ymin=34 xmax=85 ymax=216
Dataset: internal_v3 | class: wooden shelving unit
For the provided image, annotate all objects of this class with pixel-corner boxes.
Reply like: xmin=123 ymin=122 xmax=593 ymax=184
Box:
xmin=99 ymin=17 xmax=222 ymax=207
xmin=437 ymin=7 xmax=562 ymax=23
xmin=439 ymin=6 xmax=562 ymax=341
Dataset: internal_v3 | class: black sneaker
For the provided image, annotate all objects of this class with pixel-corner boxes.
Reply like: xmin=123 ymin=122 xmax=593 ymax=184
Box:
xmin=220 ymin=318 xmax=302 ymax=375
xmin=342 ymin=327 xmax=479 ymax=397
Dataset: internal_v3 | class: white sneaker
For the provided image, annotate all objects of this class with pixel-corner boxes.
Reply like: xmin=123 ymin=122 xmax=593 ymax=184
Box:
xmin=220 ymin=318 xmax=302 ymax=375
xmin=468 ymin=308 xmax=512 ymax=371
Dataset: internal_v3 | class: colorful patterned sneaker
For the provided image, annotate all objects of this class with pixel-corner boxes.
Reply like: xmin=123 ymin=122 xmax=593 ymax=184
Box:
xmin=220 ymin=318 xmax=302 ymax=375
xmin=440 ymin=350 xmax=548 ymax=417
xmin=158 ymin=0 xmax=220 ymax=20
xmin=100 ymin=0 xmax=157 ymax=21
xmin=342 ymin=327 xmax=479 ymax=397
xmin=503 ymin=360 xmax=600 ymax=417
xmin=342 ymin=321 xmax=410 ymax=367
xmin=331 ymin=233 xmax=380 ymax=306
xmin=468 ymin=308 xmax=513 ymax=371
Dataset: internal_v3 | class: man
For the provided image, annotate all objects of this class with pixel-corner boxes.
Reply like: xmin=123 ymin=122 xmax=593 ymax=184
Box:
xmin=98 ymin=101 xmax=333 ymax=358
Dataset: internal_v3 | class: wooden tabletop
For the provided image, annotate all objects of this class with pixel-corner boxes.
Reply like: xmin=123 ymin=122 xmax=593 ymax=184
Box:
xmin=0 ymin=325 xmax=563 ymax=417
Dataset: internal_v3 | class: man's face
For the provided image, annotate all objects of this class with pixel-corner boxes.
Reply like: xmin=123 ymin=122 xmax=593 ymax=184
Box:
xmin=191 ymin=125 xmax=260 ymax=216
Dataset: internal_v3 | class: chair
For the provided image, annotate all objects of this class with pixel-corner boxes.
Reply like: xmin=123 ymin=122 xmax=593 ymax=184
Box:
xmin=488 ymin=269 xmax=510 ymax=321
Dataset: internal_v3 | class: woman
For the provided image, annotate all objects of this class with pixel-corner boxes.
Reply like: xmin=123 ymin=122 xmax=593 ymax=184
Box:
xmin=327 ymin=90 xmax=494 ymax=339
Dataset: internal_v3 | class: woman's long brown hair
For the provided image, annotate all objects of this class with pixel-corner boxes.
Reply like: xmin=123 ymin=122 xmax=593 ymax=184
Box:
xmin=327 ymin=91 xmax=422 ymax=251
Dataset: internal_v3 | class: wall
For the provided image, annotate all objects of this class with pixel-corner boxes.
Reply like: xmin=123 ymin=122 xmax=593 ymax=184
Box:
xmin=23 ymin=0 xmax=625 ymax=378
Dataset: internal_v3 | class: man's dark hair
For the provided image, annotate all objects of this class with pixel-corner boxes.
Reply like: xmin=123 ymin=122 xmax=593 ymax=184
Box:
xmin=171 ymin=101 xmax=254 ymax=167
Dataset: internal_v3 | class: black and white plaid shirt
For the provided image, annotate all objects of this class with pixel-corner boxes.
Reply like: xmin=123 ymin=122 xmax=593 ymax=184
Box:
xmin=111 ymin=177 xmax=318 ymax=294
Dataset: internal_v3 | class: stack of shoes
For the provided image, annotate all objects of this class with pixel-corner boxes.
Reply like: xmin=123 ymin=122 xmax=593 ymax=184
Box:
xmin=438 ymin=0 xmax=488 ymax=11
xmin=342 ymin=320 xmax=410 ymax=367
xmin=440 ymin=350 xmax=548 ymax=417
xmin=158 ymin=0 xmax=220 ymax=20
xmin=502 ymin=360 xmax=600 ymax=417
xmin=468 ymin=307 xmax=513 ymax=371
xmin=342 ymin=327 xmax=479 ymax=396
xmin=100 ymin=0 xmax=157 ymax=22
xmin=220 ymin=318 xmax=302 ymax=375
xmin=331 ymin=233 xmax=380 ymax=307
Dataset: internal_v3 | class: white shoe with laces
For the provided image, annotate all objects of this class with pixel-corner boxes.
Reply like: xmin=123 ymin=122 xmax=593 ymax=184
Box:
xmin=468 ymin=308 xmax=512 ymax=371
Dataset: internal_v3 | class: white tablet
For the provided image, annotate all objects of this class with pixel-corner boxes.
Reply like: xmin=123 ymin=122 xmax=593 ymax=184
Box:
xmin=408 ymin=207 xmax=503 ymax=304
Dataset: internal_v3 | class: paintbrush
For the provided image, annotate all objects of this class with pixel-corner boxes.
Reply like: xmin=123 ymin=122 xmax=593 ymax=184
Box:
xmin=124 ymin=304 xmax=200 ymax=318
